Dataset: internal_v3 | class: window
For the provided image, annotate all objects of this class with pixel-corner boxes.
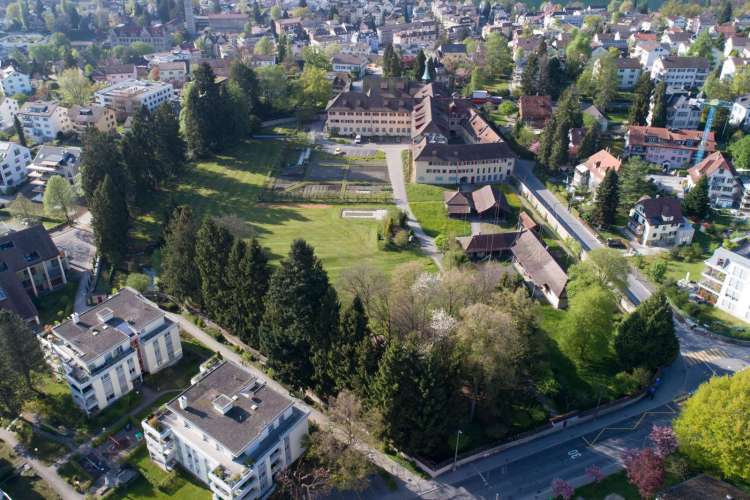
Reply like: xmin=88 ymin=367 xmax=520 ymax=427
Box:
xmin=153 ymin=340 xmax=163 ymax=367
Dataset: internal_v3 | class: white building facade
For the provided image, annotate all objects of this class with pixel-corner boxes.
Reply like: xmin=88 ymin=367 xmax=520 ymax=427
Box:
xmin=143 ymin=360 xmax=310 ymax=500
xmin=17 ymin=101 xmax=72 ymax=143
xmin=45 ymin=288 xmax=182 ymax=415
xmin=699 ymin=246 xmax=750 ymax=324
xmin=0 ymin=141 xmax=31 ymax=192
xmin=0 ymin=66 xmax=32 ymax=96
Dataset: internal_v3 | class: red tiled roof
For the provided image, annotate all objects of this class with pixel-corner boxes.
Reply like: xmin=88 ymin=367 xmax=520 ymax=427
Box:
xmin=687 ymin=151 xmax=737 ymax=183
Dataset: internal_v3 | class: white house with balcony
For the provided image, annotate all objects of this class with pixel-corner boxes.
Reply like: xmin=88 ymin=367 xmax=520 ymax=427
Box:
xmin=0 ymin=66 xmax=31 ymax=96
xmin=0 ymin=140 xmax=31 ymax=192
xmin=44 ymin=288 xmax=182 ymax=415
xmin=17 ymin=101 xmax=72 ymax=143
xmin=142 ymin=360 xmax=309 ymax=500
xmin=628 ymin=195 xmax=695 ymax=248
xmin=687 ymin=152 xmax=742 ymax=208
xmin=699 ymin=245 xmax=750 ymax=324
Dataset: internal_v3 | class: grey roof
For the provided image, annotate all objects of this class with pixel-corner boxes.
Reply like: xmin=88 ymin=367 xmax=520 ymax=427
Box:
xmin=167 ymin=361 xmax=293 ymax=456
xmin=0 ymin=225 xmax=61 ymax=272
xmin=511 ymin=230 xmax=568 ymax=297
xmin=659 ymin=56 xmax=710 ymax=70
xmin=637 ymin=196 xmax=684 ymax=224
xmin=32 ymin=145 xmax=81 ymax=167
xmin=658 ymin=475 xmax=750 ymax=500
xmin=414 ymin=141 xmax=514 ymax=162
xmin=53 ymin=288 xmax=163 ymax=362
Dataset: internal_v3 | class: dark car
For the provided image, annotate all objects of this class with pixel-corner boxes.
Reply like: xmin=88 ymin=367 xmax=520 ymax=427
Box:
xmin=607 ymin=238 xmax=626 ymax=249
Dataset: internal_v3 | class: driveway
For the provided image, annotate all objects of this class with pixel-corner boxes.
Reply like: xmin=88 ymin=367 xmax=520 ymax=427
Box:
xmin=51 ymin=225 xmax=96 ymax=272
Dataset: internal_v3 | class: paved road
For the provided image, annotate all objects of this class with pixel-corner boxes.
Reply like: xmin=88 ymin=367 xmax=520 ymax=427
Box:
xmin=438 ymin=317 xmax=750 ymax=499
xmin=514 ymin=160 xmax=652 ymax=305
xmin=0 ymin=426 xmax=83 ymax=499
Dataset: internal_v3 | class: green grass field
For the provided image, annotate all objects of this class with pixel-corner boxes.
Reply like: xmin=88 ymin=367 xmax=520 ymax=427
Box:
xmin=134 ymin=140 xmax=432 ymax=284
xmin=405 ymin=183 xmax=471 ymax=238
xmin=111 ymin=445 xmax=210 ymax=500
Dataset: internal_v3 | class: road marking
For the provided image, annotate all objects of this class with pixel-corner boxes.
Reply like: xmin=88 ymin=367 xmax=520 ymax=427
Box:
xmin=568 ymin=449 xmax=582 ymax=459
xmin=683 ymin=348 xmax=729 ymax=373
xmin=581 ymin=403 xmax=678 ymax=447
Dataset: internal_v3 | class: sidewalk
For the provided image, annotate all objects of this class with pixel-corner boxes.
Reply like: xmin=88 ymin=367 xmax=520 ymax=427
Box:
xmin=0 ymin=427 xmax=83 ymax=500
xmin=167 ymin=311 xmax=455 ymax=498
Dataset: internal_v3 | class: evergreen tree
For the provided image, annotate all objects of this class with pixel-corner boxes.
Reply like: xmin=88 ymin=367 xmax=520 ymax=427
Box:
xmin=152 ymin=103 xmax=186 ymax=180
xmin=90 ymin=174 xmax=129 ymax=264
xmin=615 ymin=291 xmax=679 ymax=371
xmin=259 ymin=240 xmax=340 ymax=391
xmin=13 ymin=116 xmax=25 ymax=147
xmin=229 ymin=60 xmax=260 ymax=112
xmin=549 ymin=118 xmax=570 ymax=169
xmin=194 ymin=218 xmax=233 ymax=321
xmin=415 ymin=49 xmax=426 ymax=80
xmin=427 ymin=57 xmax=436 ymax=81
xmin=121 ymin=107 xmax=155 ymax=196
xmin=0 ymin=310 xmax=45 ymax=390
xmin=182 ymin=62 xmax=222 ymax=158
xmin=80 ymin=129 xmax=128 ymax=203
xmin=328 ymin=296 xmax=371 ymax=392
xmin=629 ymin=73 xmax=653 ymax=125
xmin=537 ymin=116 xmax=556 ymax=168
xmin=225 ymin=238 xmax=270 ymax=348
xmin=160 ymin=206 xmax=201 ymax=304
xmin=683 ymin=175 xmax=710 ymax=219
xmin=577 ymin=123 xmax=600 ymax=160
xmin=592 ymin=169 xmax=619 ymax=227
xmin=650 ymin=81 xmax=667 ymax=128
xmin=520 ymin=52 xmax=539 ymax=95
xmin=719 ymin=0 xmax=732 ymax=24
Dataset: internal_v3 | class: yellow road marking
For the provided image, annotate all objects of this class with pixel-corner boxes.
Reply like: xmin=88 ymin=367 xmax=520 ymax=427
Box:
xmin=581 ymin=403 xmax=678 ymax=447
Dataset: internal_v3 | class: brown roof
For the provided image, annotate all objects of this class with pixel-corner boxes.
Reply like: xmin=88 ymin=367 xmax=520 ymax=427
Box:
xmin=519 ymin=95 xmax=552 ymax=124
xmin=616 ymin=57 xmax=642 ymax=69
xmin=637 ymin=195 xmax=684 ymax=223
xmin=627 ymin=126 xmax=715 ymax=152
xmin=584 ymin=149 xmax=622 ymax=182
xmin=659 ymin=475 xmax=750 ymax=500
xmin=658 ymin=55 xmax=710 ymax=70
xmin=519 ymin=212 xmax=538 ymax=231
xmin=457 ymin=232 xmax=520 ymax=253
xmin=688 ymin=151 xmax=737 ymax=183
xmin=413 ymin=139 xmax=514 ymax=162
xmin=511 ymin=230 xmax=567 ymax=297
xmin=443 ymin=190 xmax=471 ymax=215
xmin=471 ymin=185 xmax=509 ymax=215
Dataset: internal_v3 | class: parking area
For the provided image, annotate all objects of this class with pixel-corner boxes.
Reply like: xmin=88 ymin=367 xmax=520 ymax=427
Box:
xmin=51 ymin=226 xmax=96 ymax=271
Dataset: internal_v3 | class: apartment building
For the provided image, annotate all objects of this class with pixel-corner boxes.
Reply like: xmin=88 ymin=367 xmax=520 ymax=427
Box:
xmin=331 ymin=54 xmax=368 ymax=76
xmin=699 ymin=245 xmax=750 ymax=324
xmin=93 ymin=64 xmax=138 ymax=84
xmin=648 ymin=92 xmax=702 ymax=130
xmin=94 ymin=80 xmax=173 ymax=119
xmin=0 ymin=141 xmax=31 ymax=192
xmin=650 ymin=56 xmax=710 ymax=89
xmin=0 ymin=225 xmax=67 ymax=324
xmin=614 ymin=58 xmax=642 ymax=89
xmin=0 ymin=96 xmax=19 ymax=129
xmin=45 ymin=288 xmax=183 ymax=415
xmin=572 ymin=149 xmax=622 ymax=190
xmin=68 ymin=105 xmax=116 ymax=136
xmin=26 ymin=145 xmax=81 ymax=202
xmin=142 ymin=360 xmax=309 ymax=500
xmin=0 ymin=66 xmax=32 ymax=96
xmin=625 ymin=126 xmax=715 ymax=170
xmin=687 ymin=151 xmax=742 ymax=208
xmin=628 ymin=195 xmax=695 ymax=247
xmin=17 ymin=101 xmax=72 ymax=143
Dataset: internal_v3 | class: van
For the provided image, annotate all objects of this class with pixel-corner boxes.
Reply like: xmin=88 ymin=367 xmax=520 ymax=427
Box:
xmin=354 ymin=134 xmax=362 ymax=144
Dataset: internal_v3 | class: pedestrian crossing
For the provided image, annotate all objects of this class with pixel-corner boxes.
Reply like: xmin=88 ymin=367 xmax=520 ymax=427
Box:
xmin=683 ymin=348 xmax=730 ymax=367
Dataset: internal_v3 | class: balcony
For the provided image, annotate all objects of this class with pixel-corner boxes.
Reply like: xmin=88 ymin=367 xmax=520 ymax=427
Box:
xmin=698 ymin=278 xmax=722 ymax=295
xmin=702 ymin=267 xmax=726 ymax=284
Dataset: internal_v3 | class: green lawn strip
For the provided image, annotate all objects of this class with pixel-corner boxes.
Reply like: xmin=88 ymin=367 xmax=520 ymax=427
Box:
xmin=33 ymin=278 xmax=80 ymax=327
xmin=58 ymin=455 xmax=95 ymax=493
xmin=405 ymin=183 xmax=471 ymax=238
xmin=12 ymin=420 xmax=68 ymax=464
xmin=110 ymin=444 xmax=210 ymax=500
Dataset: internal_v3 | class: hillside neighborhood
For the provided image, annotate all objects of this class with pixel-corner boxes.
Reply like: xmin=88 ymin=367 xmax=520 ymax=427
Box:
xmin=0 ymin=0 xmax=748 ymax=499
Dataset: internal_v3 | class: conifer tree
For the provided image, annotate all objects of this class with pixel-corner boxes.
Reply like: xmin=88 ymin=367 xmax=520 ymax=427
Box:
xmin=90 ymin=174 xmax=129 ymax=264
xmin=183 ymin=62 xmax=222 ymax=158
xmin=577 ymin=123 xmax=600 ymax=160
xmin=683 ymin=175 xmax=710 ymax=219
xmin=629 ymin=73 xmax=653 ymax=125
xmin=259 ymin=240 xmax=339 ymax=390
xmin=592 ymin=169 xmax=619 ymax=227
xmin=415 ymin=49 xmax=426 ymax=80
xmin=225 ymin=238 xmax=270 ymax=348
xmin=152 ymin=103 xmax=186 ymax=180
xmin=160 ymin=206 xmax=200 ymax=304
xmin=80 ymin=129 xmax=129 ymax=203
xmin=328 ymin=296 xmax=371 ymax=392
xmin=615 ymin=291 xmax=678 ymax=371
xmin=650 ymin=81 xmax=667 ymax=128
xmin=195 ymin=218 xmax=233 ymax=321
xmin=537 ymin=116 xmax=556 ymax=168
xmin=13 ymin=116 xmax=25 ymax=147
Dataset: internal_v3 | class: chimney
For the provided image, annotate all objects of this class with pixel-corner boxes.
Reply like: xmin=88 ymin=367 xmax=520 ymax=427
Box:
xmin=179 ymin=395 xmax=188 ymax=409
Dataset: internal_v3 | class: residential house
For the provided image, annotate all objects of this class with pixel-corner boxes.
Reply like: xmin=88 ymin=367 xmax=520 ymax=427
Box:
xmin=93 ymin=64 xmax=138 ymax=84
xmin=686 ymin=151 xmax=742 ymax=208
xmin=625 ymin=126 xmax=715 ymax=170
xmin=0 ymin=141 xmax=31 ymax=192
xmin=94 ymin=80 xmax=173 ymax=119
xmin=443 ymin=185 xmax=510 ymax=218
xmin=26 ymin=145 xmax=81 ymax=202
xmin=628 ymin=195 xmax=695 ymax=247
xmin=518 ymin=95 xmax=552 ymax=128
xmin=153 ymin=61 xmax=188 ymax=85
xmin=724 ymin=35 xmax=749 ymax=57
xmin=0 ymin=225 xmax=68 ymax=324
xmin=699 ymin=246 xmax=750 ymax=324
xmin=511 ymin=230 xmax=568 ymax=309
xmin=614 ymin=57 xmax=642 ymax=89
xmin=0 ymin=66 xmax=31 ymax=96
xmin=331 ymin=53 xmax=368 ymax=76
xmin=0 ymin=96 xmax=19 ymax=130
xmin=583 ymin=105 xmax=608 ymax=132
xmin=17 ymin=101 xmax=72 ymax=143
xmin=720 ymin=56 xmax=748 ymax=80
xmin=142 ymin=360 xmax=309 ymax=500
xmin=660 ymin=474 xmax=750 ymax=499
xmin=437 ymin=43 xmax=468 ymax=65
xmin=68 ymin=105 xmax=116 ymax=136
xmin=572 ymin=149 xmax=622 ymax=190
xmin=729 ymin=93 xmax=750 ymax=130
xmin=632 ymin=41 xmax=671 ymax=69
xmin=45 ymin=288 xmax=182 ymax=415
xmin=194 ymin=13 xmax=249 ymax=32
xmin=650 ymin=56 xmax=710 ymax=89
xmin=648 ymin=90 xmax=702 ymax=130
xmin=249 ymin=54 xmax=276 ymax=68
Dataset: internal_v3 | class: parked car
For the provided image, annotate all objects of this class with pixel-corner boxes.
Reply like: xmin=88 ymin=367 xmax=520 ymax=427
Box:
xmin=606 ymin=238 xmax=627 ymax=249
xmin=354 ymin=134 xmax=362 ymax=144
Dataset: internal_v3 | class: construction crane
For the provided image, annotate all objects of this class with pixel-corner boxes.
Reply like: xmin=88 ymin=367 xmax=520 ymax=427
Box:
xmin=695 ymin=98 xmax=733 ymax=164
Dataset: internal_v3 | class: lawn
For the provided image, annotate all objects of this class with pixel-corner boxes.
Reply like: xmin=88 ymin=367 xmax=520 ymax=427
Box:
xmin=575 ymin=471 xmax=640 ymax=499
xmin=134 ymin=140 xmax=431 ymax=284
xmin=405 ymin=183 xmax=471 ymax=238
xmin=0 ymin=441 xmax=62 ymax=500
xmin=33 ymin=278 xmax=80 ymax=327
xmin=111 ymin=444 xmax=210 ymax=500
xmin=142 ymin=340 xmax=210 ymax=392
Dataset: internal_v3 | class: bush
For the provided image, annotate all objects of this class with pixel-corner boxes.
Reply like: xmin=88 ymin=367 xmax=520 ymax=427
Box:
xmin=393 ymin=229 xmax=410 ymax=248
xmin=126 ymin=273 xmax=151 ymax=293
xmin=498 ymin=101 xmax=517 ymax=115
xmin=615 ymin=367 xmax=652 ymax=395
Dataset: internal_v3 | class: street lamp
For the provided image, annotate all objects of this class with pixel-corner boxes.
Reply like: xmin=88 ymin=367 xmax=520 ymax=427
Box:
xmin=453 ymin=429 xmax=463 ymax=471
